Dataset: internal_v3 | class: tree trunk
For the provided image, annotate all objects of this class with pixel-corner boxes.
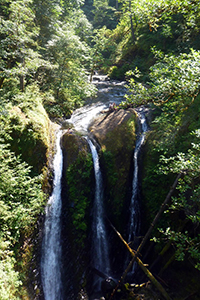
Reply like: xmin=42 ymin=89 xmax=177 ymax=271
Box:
xmin=90 ymin=68 xmax=94 ymax=82
xmin=0 ymin=78 xmax=4 ymax=89
xmin=130 ymin=14 xmax=136 ymax=43
xmin=131 ymin=173 xmax=182 ymax=265
xmin=129 ymin=0 xmax=136 ymax=43
xmin=20 ymin=75 xmax=25 ymax=92
xmin=109 ymin=173 xmax=182 ymax=300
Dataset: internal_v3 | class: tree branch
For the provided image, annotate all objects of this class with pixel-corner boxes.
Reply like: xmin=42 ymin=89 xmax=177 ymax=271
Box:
xmin=109 ymin=222 xmax=172 ymax=300
xmin=109 ymin=173 xmax=182 ymax=299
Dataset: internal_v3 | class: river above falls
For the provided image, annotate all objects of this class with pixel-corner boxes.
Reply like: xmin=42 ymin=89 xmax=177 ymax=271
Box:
xmin=66 ymin=75 xmax=127 ymax=133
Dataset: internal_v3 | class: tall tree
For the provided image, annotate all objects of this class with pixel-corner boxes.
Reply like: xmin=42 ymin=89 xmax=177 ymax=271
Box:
xmin=45 ymin=23 xmax=96 ymax=116
xmin=92 ymin=0 xmax=118 ymax=29
xmin=0 ymin=0 xmax=45 ymax=90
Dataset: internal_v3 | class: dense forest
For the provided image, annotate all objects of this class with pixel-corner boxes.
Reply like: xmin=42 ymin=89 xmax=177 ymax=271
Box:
xmin=0 ymin=0 xmax=200 ymax=299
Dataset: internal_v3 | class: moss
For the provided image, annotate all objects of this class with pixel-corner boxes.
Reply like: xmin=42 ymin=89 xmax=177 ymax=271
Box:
xmin=6 ymin=94 xmax=50 ymax=176
xmin=0 ymin=86 xmax=54 ymax=299
xmin=66 ymin=151 xmax=93 ymax=247
xmin=61 ymin=132 xmax=94 ymax=286
xmin=140 ymin=96 xmax=200 ymax=299
xmin=61 ymin=133 xmax=93 ymax=233
xmin=90 ymin=109 xmax=137 ymax=225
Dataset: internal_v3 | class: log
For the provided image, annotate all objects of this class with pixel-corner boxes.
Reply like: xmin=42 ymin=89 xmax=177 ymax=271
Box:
xmin=110 ymin=223 xmax=172 ymax=300
xmin=124 ymin=173 xmax=182 ymax=272
xmin=109 ymin=173 xmax=182 ymax=299
xmin=150 ymin=219 xmax=188 ymax=272
xmin=134 ymin=173 xmax=182 ymax=260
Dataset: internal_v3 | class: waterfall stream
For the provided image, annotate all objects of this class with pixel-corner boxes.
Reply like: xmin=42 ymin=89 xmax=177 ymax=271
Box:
xmin=127 ymin=108 xmax=148 ymax=266
xmin=87 ymin=138 xmax=110 ymax=290
xmin=40 ymin=77 xmax=126 ymax=299
xmin=41 ymin=130 xmax=63 ymax=300
xmin=40 ymin=76 xmax=148 ymax=298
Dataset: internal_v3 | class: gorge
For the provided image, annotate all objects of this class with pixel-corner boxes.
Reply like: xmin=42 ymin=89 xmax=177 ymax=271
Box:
xmin=32 ymin=75 xmax=200 ymax=300
xmin=1 ymin=1 xmax=200 ymax=299
xmin=40 ymin=77 xmax=149 ymax=299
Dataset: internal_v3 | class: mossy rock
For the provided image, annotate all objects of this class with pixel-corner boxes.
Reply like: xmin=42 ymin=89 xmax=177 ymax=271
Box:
xmin=61 ymin=131 xmax=89 ymax=171
xmin=61 ymin=131 xmax=94 ymax=288
xmin=89 ymin=108 xmax=137 ymax=224
xmin=7 ymin=102 xmax=50 ymax=176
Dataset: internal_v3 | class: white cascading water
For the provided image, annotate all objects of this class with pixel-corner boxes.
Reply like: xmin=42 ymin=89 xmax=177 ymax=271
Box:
xmin=40 ymin=76 xmax=138 ymax=297
xmin=41 ymin=130 xmax=63 ymax=300
xmin=127 ymin=108 xmax=148 ymax=257
xmin=87 ymin=138 xmax=110 ymax=289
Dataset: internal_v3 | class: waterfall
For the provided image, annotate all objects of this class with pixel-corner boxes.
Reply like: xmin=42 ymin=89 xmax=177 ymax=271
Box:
xmin=87 ymin=138 xmax=110 ymax=290
xmin=41 ymin=130 xmax=63 ymax=300
xmin=127 ymin=108 xmax=148 ymax=260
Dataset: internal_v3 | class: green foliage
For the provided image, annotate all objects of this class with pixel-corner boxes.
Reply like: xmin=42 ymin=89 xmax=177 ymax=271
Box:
xmin=159 ymin=226 xmax=200 ymax=271
xmin=0 ymin=239 xmax=21 ymax=300
xmin=122 ymin=50 xmax=200 ymax=155
xmin=124 ymin=49 xmax=200 ymax=108
xmin=0 ymin=0 xmax=47 ymax=90
xmin=44 ymin=23 xmax=96 ymax=117
xmin=108 ymin=64 xmax=130 ymax=79
xmin=82 ymin=0 xmax=95 ymax=22
xmin=0 ymin=0 xmax=97 ymax=119
xmin=129 ymin=45 xmax=200 ymax=276
xmin=92 ymin=0 xmax=118 ymax=30
xmin=90 ymin=26 xmax=118 ymax=73
xmin=102 ymin=0 xmax=200 ymax=78
xmin=0 ymin=82 xmax=49 ymax=296
xmin=33 ymin=0 xmax=85 ymax=46
xmin=68 ymin=9 xmax=93 ymax=42
xmin=66 ymin=153 xmax=93 ymax=247
xmin=0 ymin=84 xmax=49 ymax=173
xmin=145 ymin=117 xmax=200 ymax=270
xmin=0 ymin=139 xmax=45 ymax=297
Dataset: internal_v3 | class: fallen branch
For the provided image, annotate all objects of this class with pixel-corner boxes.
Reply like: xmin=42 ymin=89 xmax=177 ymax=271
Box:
xmin=108 ymin=251 xmax=135 ymax=300
xmin=110 ymin=222 xmax=172 ymax=300
xmin=134 ymin=173 xmax=182 ymax=260
xmin=109 ymin=173 xmax=182 ymax=299
xmin=128 ymin=173 xmax=182 ymax=271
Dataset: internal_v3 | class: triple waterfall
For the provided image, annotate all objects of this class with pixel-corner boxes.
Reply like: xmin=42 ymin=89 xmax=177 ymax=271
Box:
xmin=40 ymin=78 xmax=148 ymax=299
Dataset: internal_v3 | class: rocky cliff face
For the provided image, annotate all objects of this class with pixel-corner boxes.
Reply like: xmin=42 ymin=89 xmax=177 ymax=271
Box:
xmin=60 ymin=108 xmax=137 ymax=294
xmin=89 ymin=108 xmax=137 ymax=226
xmin=60 ymin=131 xmax=94 ymax=294
xmin=61 ymin=108 xmax=137 ymax=228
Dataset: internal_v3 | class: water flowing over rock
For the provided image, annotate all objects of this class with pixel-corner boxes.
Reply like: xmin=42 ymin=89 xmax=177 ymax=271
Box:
xmin=87 ymin=138 xmax=110 ymax=290
xmin=128 ymin=107 xmax=149 ymax=244
xmin=41 ymin=76 xmax=147 ymax=299
xmin=126 ymin=107 xmax=149 ymax=271
xmin=41 ymin=129 xmax=63 ymax=300
xmin=66 ymin=76 xmax=127 ymax=135
xmin=89 ymin=108 xmax=137 ymax=223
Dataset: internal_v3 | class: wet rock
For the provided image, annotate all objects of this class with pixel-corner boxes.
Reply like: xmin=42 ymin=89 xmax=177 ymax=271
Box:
xmin=89 ymin=108 xmax=137 ymax=222
xmin=61 ymin=131 xmax=89 ymax=171
xmin=101 ymin=277 xmax=117 ymax=297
